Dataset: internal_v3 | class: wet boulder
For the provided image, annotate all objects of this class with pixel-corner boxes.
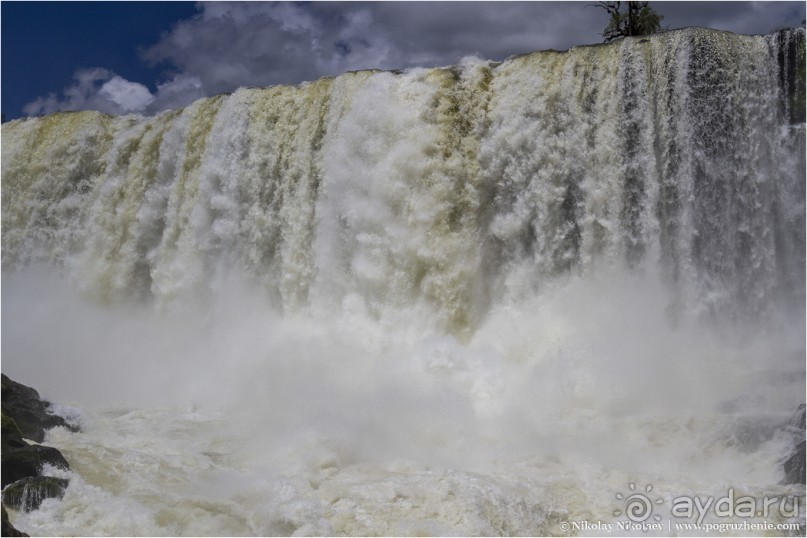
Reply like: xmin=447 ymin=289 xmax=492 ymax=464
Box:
xmin=2 ymin=406 xmax=71 ymax=487
xmin=0 ymin=375 xmax=77 ymax=537
xmin=2 ymin=414 xmax=26 ymax=451
xmin=2 ymin=477 xmax=69 ymax=512
xmin=1 ymin=374 xmax=77 ymax=443
xmin=1 ymin=443 xmax=70 ymax=488
xmin=783 ymin=404 xmax=806 ymax=484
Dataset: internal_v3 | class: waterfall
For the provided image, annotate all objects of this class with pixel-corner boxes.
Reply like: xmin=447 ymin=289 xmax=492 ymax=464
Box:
xmin=3 ymin=27 xmax=804 ymax=330
xmin=1 ymin=27 xmax=805 ymax=537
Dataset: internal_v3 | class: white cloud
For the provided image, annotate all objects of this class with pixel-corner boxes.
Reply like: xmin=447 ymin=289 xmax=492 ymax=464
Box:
xmin=149 ymin=74 xmax=206 ymax=112
xmin=99 ymin=76 xmax=155 ymax=112
xmin=657 ymin=1 xmax=806 ymax=35
xmin=23 ymin=68 xmax=156 ymax=116
xmin=22 ymin=94 xmax=60 ymax=117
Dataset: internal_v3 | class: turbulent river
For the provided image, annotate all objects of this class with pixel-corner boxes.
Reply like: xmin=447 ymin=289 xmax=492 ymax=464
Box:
xmin=2 ymin=27 xmax=805 ymax=536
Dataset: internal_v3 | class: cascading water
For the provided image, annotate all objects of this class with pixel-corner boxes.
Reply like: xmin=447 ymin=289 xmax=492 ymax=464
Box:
xmin=2 ymin=27 xmax=805 ymax=536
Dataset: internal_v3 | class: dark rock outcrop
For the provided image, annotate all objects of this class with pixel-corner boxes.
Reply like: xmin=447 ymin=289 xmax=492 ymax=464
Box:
xmin=2 ymin=444 xmax=70 ymax=488
xmin=783 ymin=441 xmax=805 ymax=484
xmin=783 ymin=404 xmax=806 ymax=485
xmin=2 ymin=477 xmax=69 ymax=512
xmin=2 ymin=506 xmax=28 ymax=537
xmin=1 ymin=376 xmax=72 ymax=488
xmin=1 ymin=374 xmax=77 ymax=535
xmin=2 ymin=412 xmax=70 ymax=486
xmin=1 ymin=374 xmax=77 ymax=443
xmin=2 ymin=414 xmax=26 ymax=450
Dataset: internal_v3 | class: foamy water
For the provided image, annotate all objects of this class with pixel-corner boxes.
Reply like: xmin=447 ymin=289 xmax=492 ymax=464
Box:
xmin=3 ymin=269 xmax=804 ymax=535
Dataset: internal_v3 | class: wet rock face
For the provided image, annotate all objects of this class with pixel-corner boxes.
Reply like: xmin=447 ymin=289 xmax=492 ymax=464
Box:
xmin=1 ymin=374 xmax=78 ymax=443
xmin=1 ymin=444 xmax=70 ymax=488
xmin=1 ymin=374 xmax=77 ymax=535
xmin=783 ymin=404 xmax=806 ymax=485
xmin=2 ymin=477 xmax=70 ymax=512
xmin=1 ymin=375 xmax=73 ymax=487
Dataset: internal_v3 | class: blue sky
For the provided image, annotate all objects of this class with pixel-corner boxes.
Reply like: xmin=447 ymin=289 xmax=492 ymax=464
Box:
xmin=2 ymin=1 xmax=805 ymax=120
xmin=2 ymin=2 xmax=196 ymax=119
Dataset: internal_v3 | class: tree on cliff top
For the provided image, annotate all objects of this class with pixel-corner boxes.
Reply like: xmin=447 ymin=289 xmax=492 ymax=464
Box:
xmin=595 ymin=1 xmax=664 ymax=42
